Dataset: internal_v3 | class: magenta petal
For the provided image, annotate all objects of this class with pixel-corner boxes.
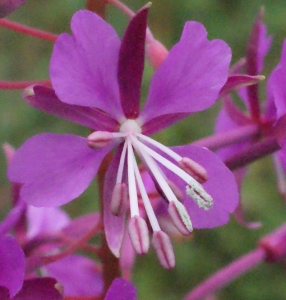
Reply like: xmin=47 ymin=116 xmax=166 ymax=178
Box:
xmin=14 ymin=278 xmax=63 ymax=300
xmin=50 ymin=10 xmax=123 ymax=120
xmin=140 ymin=21 xmax=231 ymax=127
xmin=0 ymin=200 xmax=25 ymax=236
xmin=0 ymin=0 xmax=25 ymax=18
xmin=170 ymin=145 xmax=239 ymax=228
xmin=104 ymin=146 xmax=126 ymax=257
xmin=0 ymin=236 xmax=25 ymax=298
xmin=62 ymin=213 xmax=100 ymax=240
xmin=24 ymin=85 xmax=119 ymax=132
xmin=104 ymin=278 xmax=137 ymax=300
xmin=27 ymin=206 xmax=70 ymax=239
xmin=8 ymin=133 xmax=113 ymax=207
xmin=118 ymin=6 xmax=149 ymax=119
xmin=45 ymin=255 xmax=102 ymax=297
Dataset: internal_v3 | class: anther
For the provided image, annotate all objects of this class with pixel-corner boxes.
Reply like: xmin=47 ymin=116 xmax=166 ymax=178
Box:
xmin=87 ymin=131 xmax=113 ymax=149
xmin=128 ymin=216 xmax=150 ymax=255
xmin=152 ymin=231 xmax=175 ymax=269
xmin=110 ymin=183 xmax=128 ymax=216
xmin=168 ymin=201 xmax=193 ymax=236
xmin=186 ymin=184 xmax=213 ymax=210
xmin=178 ymin=157 xmax=208 ymax=183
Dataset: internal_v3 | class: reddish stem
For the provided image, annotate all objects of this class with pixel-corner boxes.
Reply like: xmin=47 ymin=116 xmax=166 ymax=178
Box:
xmin=0 ymin=80 xmax=51 ymax=89
xmin=224 ymin=136 xmax=280 ymax=171
xmin=184 ymin=248 xmax=265 ymax=300
xmin=0 ymin=18 xmax=58 ymax=42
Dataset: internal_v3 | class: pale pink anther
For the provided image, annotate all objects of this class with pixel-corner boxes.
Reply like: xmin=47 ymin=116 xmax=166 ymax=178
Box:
xmin=168 ymin=201 xmax=193 ymax=236
xmin=87 ymin=131 xmax=113 ymax=149
xmin=152 ymin=230 xmax=175 ymax=269
xmin=178 ymin=157 xmax=208 ymax=183
xmin=128 ymin=216 xmax=150 ymax=255
xmin=167 ymin=179 xmax=184 ymax=202
xmin=110 ymin=183 xmax=128 ymax=216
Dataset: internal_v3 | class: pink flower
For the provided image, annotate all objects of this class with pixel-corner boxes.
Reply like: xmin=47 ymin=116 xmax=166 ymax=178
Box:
xmin=8 ymin=6 xmax=238 ymax=266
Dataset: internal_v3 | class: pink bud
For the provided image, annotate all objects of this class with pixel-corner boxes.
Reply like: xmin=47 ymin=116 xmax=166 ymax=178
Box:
xmin=178 ymin=157 xmax=208 ymax=183
xmin=146 ymin=39 xmax=168 ymax=69
xmin=110 ymin=183 xmax=128 ymax=216
xmin=152 ymin=230 xmax=175 ymax=269
xmin=128 ymin=216 xmax=150 ymax=255
xmin=168 ymin=201 xmax=193 ymax=236
xmin=87 ymin=131 xmax=113 ymax=149
xmin=3 ymin=143 xmax=15 ymax=164
xmin=0 ymin=0 xmax=25 ymax=18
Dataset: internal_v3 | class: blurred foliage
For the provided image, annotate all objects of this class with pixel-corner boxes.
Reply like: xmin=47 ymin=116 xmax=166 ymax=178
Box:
xmin=0 ymin=1 xmax=286 ymax=299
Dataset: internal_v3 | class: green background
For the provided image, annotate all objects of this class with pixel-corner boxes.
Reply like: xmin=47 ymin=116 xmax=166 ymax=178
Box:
xmin=1 ymin=0 xmax=286 ymax=299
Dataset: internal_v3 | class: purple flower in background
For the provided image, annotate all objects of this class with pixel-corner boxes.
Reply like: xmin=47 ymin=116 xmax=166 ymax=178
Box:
xmin=8 ymin=6 xmax=238 ymax=267
xmin=0 ymin=0 xmax=25 ymax=18
xmin=214 ymin=11 xmax=286 ymax=220
xmin=104 ymin=278 xmax=137 ymax=300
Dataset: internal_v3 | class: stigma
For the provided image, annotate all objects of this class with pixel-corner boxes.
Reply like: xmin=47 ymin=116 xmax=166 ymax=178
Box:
xmin=87 ymin=118 xmax=214 ymax=268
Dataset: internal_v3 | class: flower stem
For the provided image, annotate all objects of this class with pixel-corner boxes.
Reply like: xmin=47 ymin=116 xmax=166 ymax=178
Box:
xmin=192 ymin=124 xmax=259 ymax=150
xmin=0 ymin=80 xmax=51 ymax=89
xmin=184 ymin=248 xmax=265 ymax=300
xmin=0 ymin=18 xmax=58 ymax=42
xmin=224 ymin=136 xmax=280 ymax=171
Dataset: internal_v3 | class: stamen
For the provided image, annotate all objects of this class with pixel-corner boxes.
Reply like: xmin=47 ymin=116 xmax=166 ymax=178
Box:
xmin=128 ymin=216 xmax=150 ymax=255
xmin=131 ymin=136 xmax=213 ymax=210
xmin=137 ymin=133 xmax=181 ymax=161
xmin=186 ymin=184 xmax=213 ymax=210
xmin=110 ymin=183 xmax=128 ymax=216
xmin=133 ymin=156 xmax=161 ymax=232
xmin=168 ymin=201 xmax=193 ymax=235
xmin=127 ymin=138 xmax=139 ymax=217
xmin=131 ymin=136 xmax=178 ymax=204
xmin=116 ymin=140 xmax=128 ymax=184
xmin=152 ymin=231 xmax=175 ymax=269
xmin=87 ymin=131 xmax=113 ymax=148
xmin=178 ymin=157 xmax=208 ymax=183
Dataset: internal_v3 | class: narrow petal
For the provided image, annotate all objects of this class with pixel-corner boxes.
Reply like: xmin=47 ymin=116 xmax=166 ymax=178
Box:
xmin=24 ymin=85 xmax=119 ymax=132
xmin=0 ymin=0 xmax=25 ymax=18
xmin=168 ymin=145 xmax=239 ymax=228
xmin=140 ymin=21 xmax=231 ymax=129
xmin=0 ymin=236 xmax=25 ymax=298
xmin=118 ymin=5 xmax=149 ymax=118
xmin=45 ymin=255 xmax=102 ymax=297
xmin=50 ymin=10 xmax=123 ymax=120
xmin=104 ymin=146 xmax=126 ymax=257
xmin=104 ymin=278 xmax=137 ymax=300
xmin=8 ymin=134 xmax=113 ymax=207
xmin=14 ymin=278 xmax=63 ymax=300
xmin=219 ymin=74 xmax=265 ymax=98
xmin=246 ymin=9 xmax=272 ymax=76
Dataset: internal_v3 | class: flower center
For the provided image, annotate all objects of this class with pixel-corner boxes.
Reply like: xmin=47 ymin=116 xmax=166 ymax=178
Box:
xmin=87 ymin=119 xmax=213 ymax=241
xmin=120 ymin=119 xmax=142 ymax=134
